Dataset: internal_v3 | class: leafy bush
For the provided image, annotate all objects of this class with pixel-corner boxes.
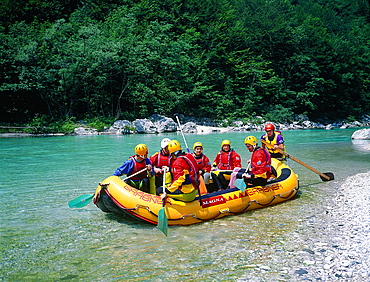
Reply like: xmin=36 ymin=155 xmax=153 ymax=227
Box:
xmin=59 ymin=118 xmax=78 ymax=134
xmin=87 ymin=117 xmax=116 ymax=132
xmin=262 ymin=105 xmax=294 ymax=123
xmin=27 ymin=114 xmax=50 ymax=133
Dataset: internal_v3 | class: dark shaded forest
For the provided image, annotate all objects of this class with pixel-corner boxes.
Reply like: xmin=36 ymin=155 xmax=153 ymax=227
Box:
xmin=1 ymin=0 xmax=370 ymax=125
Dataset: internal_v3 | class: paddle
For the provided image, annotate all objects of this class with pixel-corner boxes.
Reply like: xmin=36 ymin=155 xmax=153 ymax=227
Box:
xmin=234 ymin=162 xmax=251 ymax=192
xmin=235 ymin=179 xmax=246 ymax=192
xmin=68 ymin=194 xmax=94 ymax=208
xmin=68 ymin=167 xmax=149 ymax=208
xmin=174 ymin=114 xmax=203 ymax=204
xmin=260 ymin=140 xmax=334 ymax=181
xmin=157 ymin=168 xmax=168 ymax=236
xmin=174 ymin=114 xmax=190 ymax=153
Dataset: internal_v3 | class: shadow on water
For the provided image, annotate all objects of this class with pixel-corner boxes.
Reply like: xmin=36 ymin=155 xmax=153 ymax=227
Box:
xmin=104 ymin=212 xmax=155 ymax=229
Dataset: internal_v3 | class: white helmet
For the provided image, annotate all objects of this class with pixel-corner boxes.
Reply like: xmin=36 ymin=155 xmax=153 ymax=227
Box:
xmin=161 ymin=138 xmax=171 ymax=148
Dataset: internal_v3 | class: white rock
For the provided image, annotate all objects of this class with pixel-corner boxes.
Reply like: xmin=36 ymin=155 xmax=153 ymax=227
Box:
xmin=351 ymin=128 xmax=370 ymax=140
xmin=324 ymin=256 xmax=334 ymax=263
xmin=73 ymin=127 xmax=98 ymax=135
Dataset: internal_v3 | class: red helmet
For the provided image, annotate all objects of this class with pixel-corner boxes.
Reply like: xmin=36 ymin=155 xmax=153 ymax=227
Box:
xmin=264 ymin=123 xmax=275 ymax=131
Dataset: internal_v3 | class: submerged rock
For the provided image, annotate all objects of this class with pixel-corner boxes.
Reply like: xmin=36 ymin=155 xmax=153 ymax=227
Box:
xmin=351 ymin=128 xmax=370 ymax=140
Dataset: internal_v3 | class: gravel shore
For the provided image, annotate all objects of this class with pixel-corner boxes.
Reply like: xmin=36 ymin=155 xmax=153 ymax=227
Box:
xmin=294 ymin=172 xmax=370 ymax=280
xmin=236 ymin=172 xmax=370 ymax=281
xmin=326 ymin=172 xmax=370 ymax=280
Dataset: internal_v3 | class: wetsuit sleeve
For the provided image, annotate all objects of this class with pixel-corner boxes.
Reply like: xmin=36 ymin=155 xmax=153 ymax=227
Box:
xmin=113 ymin=159 xmax=133 ymax=176
xmin=167 ymin=159 xmax=188 ymax=192
xmin=213 ymin=153 xmax=220 ymax=167
xmin=145 ymin=158 xmax=155 ymax=176
xmin=203 ymin=155 xmax=212 ymax=172
xmin=232 ymin=151 xmax=242 ymax=168
xmin=167 ymin=171 xmax=188 ymax=192
xmin=149 ymin=152 xmax=159 ymax=167
xmin=276 ymin=134 xmax=284 ymax=145
xmin=251 ymin=150 xmax=270 ymax=178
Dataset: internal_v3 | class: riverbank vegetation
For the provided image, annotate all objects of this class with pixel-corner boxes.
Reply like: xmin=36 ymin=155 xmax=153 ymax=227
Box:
xmin=1 ymin=0 xmax=370 ymax=128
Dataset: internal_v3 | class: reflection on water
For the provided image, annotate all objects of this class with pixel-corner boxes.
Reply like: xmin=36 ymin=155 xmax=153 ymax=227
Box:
xmin=1 ymin=129 xmax=369 ymax=281
xmin=351 ymin=139 xmax=370 ymax=152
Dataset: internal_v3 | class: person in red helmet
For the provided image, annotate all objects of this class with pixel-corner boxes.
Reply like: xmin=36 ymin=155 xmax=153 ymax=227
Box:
xmin=260 ymin=123 xmax=286 ymax=160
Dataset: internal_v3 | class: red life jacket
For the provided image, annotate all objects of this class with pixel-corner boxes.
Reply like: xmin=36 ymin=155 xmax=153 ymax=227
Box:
xmin=156 ymin=152 xmax=171 ymax=168
xmin=251 ymin=148 xmax=272 ymax=179
xmin=216 ymin=150 xmax=232 ymax=170
xmin=129 ymin=156 xmax=148 ymax=180
xmin=193 ymin=154 xmax=209 ymax=171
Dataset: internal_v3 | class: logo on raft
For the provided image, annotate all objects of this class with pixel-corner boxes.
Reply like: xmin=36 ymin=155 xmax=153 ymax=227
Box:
xmin=201 ymin=196 xmax=226 ymax=208
xmin=202 ymin=183 xmax=284 ymax=208
xmin=124 ymin=185 xmax=162 ymax=204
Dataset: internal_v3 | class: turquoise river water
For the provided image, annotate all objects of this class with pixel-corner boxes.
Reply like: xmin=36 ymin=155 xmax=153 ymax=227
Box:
xmin=1 ymin=129 xmax=369 ymax=281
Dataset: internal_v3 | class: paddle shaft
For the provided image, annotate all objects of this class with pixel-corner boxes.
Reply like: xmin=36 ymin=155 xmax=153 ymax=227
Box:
xmin=260 ymin=139 xmax=331 ymax=181
xmin=157 ymin=167 xmax=168 ymax=235
xmin=175 ymin=115 xmax=190 ymax=153
xmin=175 ymin=115 xmax=203 ymax=204
xmin=122 ymin=167 xmax=149 ymax=181
xmin=162 ymin=167 xmax=167 ymax=202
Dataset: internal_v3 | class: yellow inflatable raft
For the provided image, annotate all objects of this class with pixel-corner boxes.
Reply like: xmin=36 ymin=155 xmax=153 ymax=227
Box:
xmin=93 ymin=158 xmax=299 ymax=226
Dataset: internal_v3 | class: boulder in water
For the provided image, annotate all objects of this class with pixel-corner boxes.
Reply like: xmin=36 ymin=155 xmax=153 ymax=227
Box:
xmin=351 ymin=128 xmax=370 ymax=140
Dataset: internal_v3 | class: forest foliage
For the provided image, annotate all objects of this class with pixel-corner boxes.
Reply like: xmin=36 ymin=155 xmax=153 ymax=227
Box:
xmin=1 ymin=0 xmax=370 ymax=124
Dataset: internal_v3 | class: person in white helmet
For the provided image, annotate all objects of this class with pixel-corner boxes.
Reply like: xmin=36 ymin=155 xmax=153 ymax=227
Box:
xmin=149 ymin=138 xmax=173 ymax=188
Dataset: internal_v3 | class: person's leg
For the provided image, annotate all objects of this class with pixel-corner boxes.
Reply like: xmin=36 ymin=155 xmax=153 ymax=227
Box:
xmin=211 ymin=172 xmax=223 ymax=191
xmin=155 ymin=175 xmax=164 ymax=188
xmin=251 ymin=177 xmax=268 ymax=186
xmin=203 ymin=172 xmax=211 ymax=184
xmin=243 ymin=177 xmax=267 ymax=187
xmin=140 ymin=178 xmax=150 ymax=193
xmin=218 ymin=172 xmax=231 ymax=189
xmin=125 ymin=179 xmax=140 ymax=189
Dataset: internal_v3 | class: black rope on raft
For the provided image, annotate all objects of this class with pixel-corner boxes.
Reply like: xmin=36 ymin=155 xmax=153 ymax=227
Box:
xmin=189 ymin=187 xmax=299 ymax=222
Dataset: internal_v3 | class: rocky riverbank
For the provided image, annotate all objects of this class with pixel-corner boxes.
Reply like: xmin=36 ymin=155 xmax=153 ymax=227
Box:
xmin=72 ymin=114 xmax=370 ymax=136
xmin=1 ymin=114 xmax=369 ymax=138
